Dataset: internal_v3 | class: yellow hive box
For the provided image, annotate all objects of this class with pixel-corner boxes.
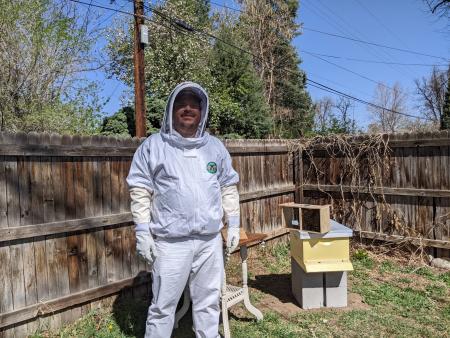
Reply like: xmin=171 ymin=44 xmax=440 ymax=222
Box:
xmin=290 ymin=220 xmax=353 ymax=273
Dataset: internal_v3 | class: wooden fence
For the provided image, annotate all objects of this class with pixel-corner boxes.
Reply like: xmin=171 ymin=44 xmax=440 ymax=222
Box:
xmin=0 ymin=133 xmax=294 ymax=337
xmin=1 ymin=130 xmax=450 ymax=336
xmin=300 ymin=131 xmax=450 ymax=258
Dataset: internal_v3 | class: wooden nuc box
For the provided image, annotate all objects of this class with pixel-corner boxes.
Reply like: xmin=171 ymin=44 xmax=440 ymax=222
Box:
xmin=279 ymin=202 xmax=331 ymax=233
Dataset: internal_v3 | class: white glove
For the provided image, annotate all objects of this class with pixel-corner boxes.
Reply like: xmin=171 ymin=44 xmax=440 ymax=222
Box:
xmin=226 ymin=227 xmax=240 ymax=257
xmin=135 ymin=227 xmax=157 ymax=266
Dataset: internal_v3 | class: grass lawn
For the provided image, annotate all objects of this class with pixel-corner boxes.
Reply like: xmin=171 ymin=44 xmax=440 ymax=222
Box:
xmin=32 ymin=242 xmax=450 ymax=338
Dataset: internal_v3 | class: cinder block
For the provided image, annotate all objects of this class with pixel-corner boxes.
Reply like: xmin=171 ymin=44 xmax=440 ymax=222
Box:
xmin=324 ymin=271 xmax=347 ymax=308
xmin=291 ymin=258 xmax=324 ymax=309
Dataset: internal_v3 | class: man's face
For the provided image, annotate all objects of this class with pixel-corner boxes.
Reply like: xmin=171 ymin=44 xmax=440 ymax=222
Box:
xmin=173 ymin=93 xmax=202 ymax=137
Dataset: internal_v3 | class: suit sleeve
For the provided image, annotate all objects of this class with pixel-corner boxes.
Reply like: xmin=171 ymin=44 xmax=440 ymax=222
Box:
xmin=218 ymin=141 xmax=240 ymax=228
xmin=221 ymin=185 xmax=240 ymax=228
xmin=127 ymin=140 xmax=154 ymax=233
xmin=126 ymin=140 xmax=154 ymax=192
xmin=217 ymin=143 xmax=239 ymax=188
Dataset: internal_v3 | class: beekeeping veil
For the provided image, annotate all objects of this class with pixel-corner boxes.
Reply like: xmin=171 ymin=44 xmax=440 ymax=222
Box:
xmin=160 ymin=82 xmax=209 ymax=147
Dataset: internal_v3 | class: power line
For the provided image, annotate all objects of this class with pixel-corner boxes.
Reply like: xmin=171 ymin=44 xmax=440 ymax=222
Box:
xmin=325 ymin=1 xmax=423 ymax=79
xmin=142 ymin=0 xmax=447 ymax=64
xmin=69 ymin=0 xmax=431 ymax=121
xmin=354 ymin=0 xmax=423 ymax=61
xmin=70 ymin=0 xmax=144 ymax=19
xmin=209 ymin=1 xmax=241 ymax=13
xmin=306 ymin=79 xmax=428 ymax=120
xmin=306 ymin=70 xmax=373 ymax=98
xmin=142 ymin=4 xmax=431 ymax=121
xmin=302 ymin=50 xmax=394 ymax=90
xmin=302 ymin=50 xmax=448 ymax=67
xmin=303 ymin=1 xmax=416 ymax=81
xmin=138 ymin=0 xmax=263 ymax=60
xmin=303 ymin=27 xmax=448 ymax=61
xmin=96 ymin=0 xmax=129 ymax=27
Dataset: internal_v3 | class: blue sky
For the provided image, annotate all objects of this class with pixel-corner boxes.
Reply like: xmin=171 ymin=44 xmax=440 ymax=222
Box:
xmin=88 ymin=0 xmax=449 ymax=130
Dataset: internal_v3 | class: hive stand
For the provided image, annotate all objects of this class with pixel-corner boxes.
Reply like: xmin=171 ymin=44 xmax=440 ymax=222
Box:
xmin=174 ymin=233 xmax=266 ymax=338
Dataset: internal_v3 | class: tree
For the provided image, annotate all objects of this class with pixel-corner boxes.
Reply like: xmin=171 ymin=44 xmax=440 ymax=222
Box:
xmin=272 ymin=44 xmax=314 ymax=138
xmin=239 ymin=0 xmax=295 ymax=105
xmin=107 ymin=0 xmax=313 ymax=138
xmin=415 ymin=66 xmax=449 ymax=129
xmin=424 ymin=0 xmax=450 ymax=17
xmin=443 ymin=77 xmax=450 ymax=129
xmin=313 ymin=97 xmax=357 ymax=135
xmin=107 ymin=0 xmax=273 ymax=138
xmin=208 ymin=15 xmax=272 ymax=138
xmin=107 ymin=0 xmax=215 ymax=133
xmin=314 ymin=97 xmax=334 ymax=134
xmin=101 ymin=106 xmax=135 ymax=136
xmin=239 ymin=0 xmax=314 ymax=137
xmin=0 ymin=0 xmax=103 ymax=134
xmin=368 ymin=83 xmax=408 ymax=133
xmin=334 ymin=97 xmax=357 ymax=134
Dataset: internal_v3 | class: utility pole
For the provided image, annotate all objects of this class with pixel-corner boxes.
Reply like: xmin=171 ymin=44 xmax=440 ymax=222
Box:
xmin=133 ymin=0 xmax=147 ymax=137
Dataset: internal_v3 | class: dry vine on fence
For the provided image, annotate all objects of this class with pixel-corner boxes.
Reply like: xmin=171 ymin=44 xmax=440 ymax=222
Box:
xmin=288 ymin=134 xmax=434 ymax=259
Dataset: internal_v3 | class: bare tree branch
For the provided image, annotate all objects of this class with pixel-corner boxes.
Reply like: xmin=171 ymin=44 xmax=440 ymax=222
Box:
xmin=415 ymin=66 xmax=448 ymax=127
xmin=368 ymin=83 xmax=409 ymax=133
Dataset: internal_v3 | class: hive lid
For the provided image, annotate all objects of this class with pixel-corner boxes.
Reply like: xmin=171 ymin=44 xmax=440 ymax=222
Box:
xmin=290 ymin=220 xmax=353 ymax=239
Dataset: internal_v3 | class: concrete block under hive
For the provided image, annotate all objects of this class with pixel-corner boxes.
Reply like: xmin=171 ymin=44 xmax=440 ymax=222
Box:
xmin=280 ymin=202 xmax=330 ymax=233
xmin=291 ymin=258 xmax=348 ymax=309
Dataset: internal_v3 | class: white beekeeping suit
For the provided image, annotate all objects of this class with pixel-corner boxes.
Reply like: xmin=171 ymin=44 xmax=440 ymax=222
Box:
xmin=127 ymin=82 xmax=240 ymax=338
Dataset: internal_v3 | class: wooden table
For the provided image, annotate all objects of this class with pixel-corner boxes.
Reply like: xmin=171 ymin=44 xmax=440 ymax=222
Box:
xmin=174 ymin=232 xmax=267 ymax=338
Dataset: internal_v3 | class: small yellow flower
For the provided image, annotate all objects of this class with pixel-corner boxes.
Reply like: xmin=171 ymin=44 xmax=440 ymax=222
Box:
xmin=108 ymin=324 xmax=113 ymax=331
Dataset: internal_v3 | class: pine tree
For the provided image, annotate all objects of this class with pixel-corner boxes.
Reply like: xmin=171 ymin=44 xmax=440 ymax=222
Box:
xmin=208 ymin=18 xmax=272 ymax=138
xmin=239 ymin=0 xmax=314 ymax=138
xmin=272 ymin=41 xmax=314 ymax=138
xmin=101 ymin=106 xmax=135 ymax=136
xmin=442 ymin=77 xmax=450 ymax=130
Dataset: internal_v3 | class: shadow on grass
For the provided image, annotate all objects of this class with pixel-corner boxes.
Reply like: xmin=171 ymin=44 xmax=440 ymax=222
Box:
xmin=111 ymin=271 xmax=149 ymax=338
xmin=248 ymin=273 xmax=294 ymax=304
xmin=111 ymin=271 xmax=195 ymax=338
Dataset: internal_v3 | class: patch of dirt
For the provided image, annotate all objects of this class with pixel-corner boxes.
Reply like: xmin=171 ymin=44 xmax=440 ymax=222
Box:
xmin=257 ymin=292 xmax=303 ymax=317
xmin=228 ymin=267 xmax=370 ymax=320
xmin=228 ymin=284 xmax=370 ymax=322
xmin=346 ymin=292 xmax=370 ymax=310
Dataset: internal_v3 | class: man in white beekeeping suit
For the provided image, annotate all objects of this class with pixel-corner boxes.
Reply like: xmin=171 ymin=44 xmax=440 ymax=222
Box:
xmin=126 ymin=81 xmax=241 ymax=338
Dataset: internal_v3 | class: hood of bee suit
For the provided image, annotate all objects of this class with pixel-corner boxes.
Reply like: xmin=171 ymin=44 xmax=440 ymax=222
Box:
xmin=160 ymin=81 xmax=210 ymax=149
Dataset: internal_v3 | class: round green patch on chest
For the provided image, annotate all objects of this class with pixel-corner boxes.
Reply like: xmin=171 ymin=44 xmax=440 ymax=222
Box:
xmin=206 ymin=161 xmax=217 ymax=174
